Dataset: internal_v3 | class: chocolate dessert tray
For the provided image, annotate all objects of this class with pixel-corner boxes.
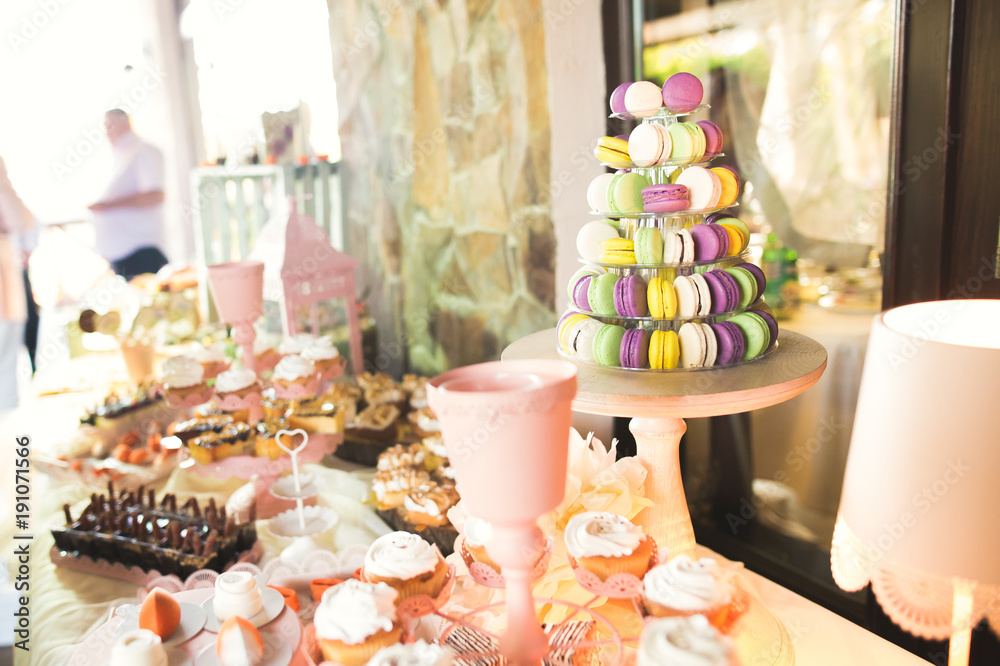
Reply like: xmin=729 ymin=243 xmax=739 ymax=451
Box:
xmin=51 ymin=484 xmax=260 ymax=582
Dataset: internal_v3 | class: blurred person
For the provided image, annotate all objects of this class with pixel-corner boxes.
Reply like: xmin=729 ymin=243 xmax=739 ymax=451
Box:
xmin=22 ymin=232 xmax=38 ymax=373
xmin=0 ymin=155 xmax=34 ymax=410
xmin=88 ymin=108 xmax=168 ymax=280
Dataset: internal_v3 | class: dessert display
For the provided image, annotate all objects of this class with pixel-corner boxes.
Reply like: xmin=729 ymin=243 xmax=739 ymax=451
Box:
xmin=51 ymin=483 xmax=257 ymax=577
xmin=640 ymin=554 xmax=747 ymax=634
xmin=312 ymin=579 xmax=404 ymax=666
xmin=638 ymin=615 xmax=738 ymax=666
xmin=216 ymin=616 xmax=265 ymax=666
xmin=564 ymin=511 xmax=655 ymax=581
xmin=360 ymin=531 xmax=450 ymax=601
xmin=79 ymin=381 xmax=176 ymax=441
xmin=561 ymin=72 xmax=779 ymax=370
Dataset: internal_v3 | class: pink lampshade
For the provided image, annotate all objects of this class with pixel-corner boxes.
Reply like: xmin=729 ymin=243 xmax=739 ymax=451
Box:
xmin=206 ymin=260 xmax=264 ymax=324
xmin=832 ymin=299 xmax=1000 ymax=640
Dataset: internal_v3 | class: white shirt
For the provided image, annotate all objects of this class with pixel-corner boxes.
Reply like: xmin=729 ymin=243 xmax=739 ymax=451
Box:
xmin=91 ymin=132 xmax=166 ymax=262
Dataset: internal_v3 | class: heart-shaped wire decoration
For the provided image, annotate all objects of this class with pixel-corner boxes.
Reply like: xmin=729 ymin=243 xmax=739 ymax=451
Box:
xmin=275 ymin=428 xmax=310 ymax=456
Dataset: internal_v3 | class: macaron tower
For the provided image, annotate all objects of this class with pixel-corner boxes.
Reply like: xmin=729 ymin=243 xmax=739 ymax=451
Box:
xmin=562 ymin=71 xmax=779 ymax=370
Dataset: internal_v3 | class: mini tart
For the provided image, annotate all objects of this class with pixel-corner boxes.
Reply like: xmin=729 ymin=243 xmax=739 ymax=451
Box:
xmin=164 ymin=381 xmax=210 ymax=399
xmin=255 ymin=419 xmax=291 ymax=460
xmin=363 ymin=383 xmax=407 ymax=410
xmin=373 ymin=467 xmax=432 ymax=509
xmin=571 ymin=535 xmax=655 ymax=581
xmin=318 ymin=625 xmax=404 ymax=666
xmin=400 ymin=482 xmax=460 ymax=528
xmin=261 ymin=392 xmax=292 ymax=420
xmin=287 ymin=397 xmax=346 ymax=434
xmin=186 ymin=422 xmax=254 ymax=464
xmin=376 ymin=443 xmax=426 ymax=471
xmin=168 ymin=414 xmax=235 ymax=443
xmin=348 ymin=404 xmax=400 ymax=443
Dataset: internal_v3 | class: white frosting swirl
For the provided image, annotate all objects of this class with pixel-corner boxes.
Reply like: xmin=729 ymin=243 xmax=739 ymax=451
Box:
xmin=463 ymin=517 xmax=493 ymax=547
xmin=110 ymin=629 xmax=167 ymax=666
xmin=215 ymin=368 xmax=258 ymax=393
xmin=191 ymin=341 xmax=228 ymax=363
xmin=368 ymin=640 xmax=454 ymax=666
xmin=363 ymin=531 xmax=442 ymax=579
xmin=643 ymin=556 xmax=732 ymax=612
xmin=301 ymin=336 xmax=340 ymax=361
xmin=272 ymin=354 xmax=315 ymax=381
xmin=638 ymin=615 xmax=734 ymax=666
xmin=161 ymin=355 xmax=204 ymax=388
xmin=278 ymin=333 xmax=316 ymax=355
xmin=564 ymin=511 xmax=644 ymax=558
xmin=313 ymin=579 xmax=397 ymax=645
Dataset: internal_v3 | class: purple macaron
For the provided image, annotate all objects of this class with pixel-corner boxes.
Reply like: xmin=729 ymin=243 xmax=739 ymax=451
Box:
xmin=642 ymin=184 xmax=689 ymax=213
xmin=610 ymin=82 xmax=632 ymax=115
xmin=710 ymin=321 xmax=745 ymax=366
xmin=696 ymin=120 xmax=724 ymax=154
xmin=739 ymin=263 xmax=767 ymax=298
xmin=690 ymin=223 xmax=730 ymax=261
xmin=620 ymin=328 xmax=651 ymax=368
xmin=614 ymin=274 xmax=648 ymax=317
xmin=572 ymin=275 xmax=594 ymax=311
xmin=661 ymin=72 xmax=704 ymax=114
xmin=703 ymin=270 xmax=740 ymax=314
xmin=703 ymin=212 xmax=731 ymax=224
xmin=749 ymin=308 xmax=779 ymax=351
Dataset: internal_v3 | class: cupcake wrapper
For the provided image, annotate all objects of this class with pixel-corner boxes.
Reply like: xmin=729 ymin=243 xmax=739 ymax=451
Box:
xmin=318 ymin=624 xmax=404 ymax=666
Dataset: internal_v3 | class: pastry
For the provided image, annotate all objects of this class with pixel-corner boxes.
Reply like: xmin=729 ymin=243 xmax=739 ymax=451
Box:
xmin=736 ymin=260 xmax=766 ymax=295
xmin=674 ymin=274 xmax=712 ymax=318
xmin=647 ymin=276 xmax=678 ymax=320
xmin=252 ymin=338 xmax=282 ymax=371
xmin=690 ymin=224 xmax=730 ymax=262
xmin=287 ymin=395 xmax=346 ymax=434
xmin=363 ymin=382 xmax=407 ymax=409
xmin=460 ymin=516 xmax=499 ymax=573
xmin=666 ymin=122 xmax=706 ymax=164
xmin=638 ymin=615 xmax=737 ymax=665
xmin=109 ymin=629 xmax=168 ymax=666
xmin=703 ymin=270 xmax=740 ymax=315
xmin=623 ymin=80 xmax=663 ymax=118
xmin=355 ymin=371 xmax=394 ymax=391
xmin=576 ymin=219 xmax=619 ymax=262
xmin=593 ymin=324 xmax=626 ymax=367
xmin=139 ymin=588 xmax=181 ymax=640
xmin=593 ymin=135 xmax=630 ymax=164
xmin=191 ymin=342 xmax=230 ymax=379
xmin=271 ymin=354 xmax=316 ymax=391
xmin=310 ymin=577 xmax=345 ymax=602
xmin=620 ymin=328 xmax=651 ymax=369
xmin=711 ymin=166 xmax=740 ymax=206
xmin=361 ymin=531 xmax=449 ymax=600
xmin=373 ymin=467 xmax=432 ymax=509
xmin=749 ymin=307 xmax=779 ymax=352
xmin=629 ymin=123 xmax=672 ymax=167
xmin=349 ymin=403 xmax=400 ymax=442
xmin=160 ymin=355 xmax=207 ymax=398
xmin=714 ymin=217 xmax=750 ymax=253
xmin=642 ymin=183 xmax=690 ymax=214
xmin=697 ymin=120 xmax=724 ymax=155
xmin=563 ymin=318 xmax=602 ymax=362
xmin=216 ymin=616 xmax=264 ymax=666
xmin=301 ymin=335 xmax=342 ymax=374
xmin=587 ymin=273 xmax=618 ymax=317
xmin=187 ymin=422 xmax=254 ymax=464
xmin=614 ymin=274 xmax=648 ymax=318
xmin=277 ymin=333 xmax=317 ymax=356
xmin=676 ymin=166 xmax=722 ymax=211
xmin=586 ymin=173 xmax=615 ymax=212
xmin=213 ymin=571 xmax=263 ymax=622
xmin=599 ymin=237 xmax=636 ymax=266
xmin=664 ymin=228 xmax=695 ymax=264
xmin=254 ymin=419 xmax=291 ymax=460
xmin=400 ymin=482 xmax=460 ymax=528
xmin=678 ymin=322 xmax=718 ymax=368
xmin=728 ymin=312 xmax=770 ymax=361
xmin=376 ymin=443 xmax=426 ymax=472
xmin=402 ymin=373 xmax=430 ymax=409
xmin=723 ymin=266 xmax=758 ymax=310
xmin=564 ymin=511 xmax=655 ymax=581
xmin=313 ymin=579 xmax=403 ymax=666
xmin=709 ymin=321 xmax=746 ymax=366
xmin=368 ymin=640 xmax=454 ymax=665
xmin=649 ymin=330 xmax=680 ymax=370
xmin=609 ymin=82 xmax=631 ymax=114
xmin=608 ymin=172 xmax=649 ymax=215
xmin=641 ymin=555 xmax=746 ymax=634
xmin=661 ymin=72 xmax=704 ymax=113
xmin=214 ymin=368 xmax=260 ymax=400
xmin=633 ymin=227 xmax=664 ymax=264
xmin=168 ymin=414 xmax=235 ymax=443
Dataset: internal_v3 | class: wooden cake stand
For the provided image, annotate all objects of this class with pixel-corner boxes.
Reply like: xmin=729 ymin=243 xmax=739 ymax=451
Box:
xmin=502 ymin=328 xmax=827 ymax=561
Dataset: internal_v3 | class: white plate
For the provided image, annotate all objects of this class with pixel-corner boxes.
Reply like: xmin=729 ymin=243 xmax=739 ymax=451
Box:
xmin=194 ymin=631 xmax=292 ymax=666
xmin=103 ymin=646 xmax=192 ymax=666
xmin=115 ymin=602 xmax=207 ymax=647
xmin=201 ymin=578 xmax=286 ymax=632
xmin=270 ymin=474 xmax=319 ymax=500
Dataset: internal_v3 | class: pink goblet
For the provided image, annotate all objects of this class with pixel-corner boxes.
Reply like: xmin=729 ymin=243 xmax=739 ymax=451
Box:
xmin=207 ymin=260 xmax=264 ymax=374
xmin=427 ymin=359 xmax=577 ymax=665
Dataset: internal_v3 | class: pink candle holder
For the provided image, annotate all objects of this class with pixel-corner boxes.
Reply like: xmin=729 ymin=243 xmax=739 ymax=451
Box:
xmin=458 ymin=536 xmax=554 ymax=589
xmin=428 ymin=359 xmax=577 ymax=665
xmin=315 ymin=356 xmax=346 ymax=383
xmin=207 ymin=260 xmax=265 ymax=375
xmin=161 ymin=385 xmax=216 ymax=409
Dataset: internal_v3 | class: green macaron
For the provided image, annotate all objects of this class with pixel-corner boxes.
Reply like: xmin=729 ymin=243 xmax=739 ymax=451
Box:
xmin=609 ymin=172 xmax=650 ymax=214
xmin=588 ymin=273 xmax=619 ymax=317
xmin=634 ymin=227 xmax=664 ymax=264
xmin=724 ymin=266 xmax=758 ymax=310
xmin=593 ymin=324 xmax=627 ymax=366
xmin=728 ymin=312 xmax=769 ymax=361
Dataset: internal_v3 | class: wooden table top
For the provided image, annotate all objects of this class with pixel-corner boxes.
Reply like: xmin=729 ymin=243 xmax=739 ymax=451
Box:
xmin=502 ymin=328 xmax=828 ymax=419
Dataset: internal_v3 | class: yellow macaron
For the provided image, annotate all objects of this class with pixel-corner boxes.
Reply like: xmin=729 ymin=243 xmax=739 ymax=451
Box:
xmin=649 ymin=329 xmax=680 ymax=370
xmin=600 ymin=238 xmax=636 ymax=265
xmin=594 ymin=136 xmax=631 ymax=164
xmin=647 ymin=276 xmax=678 ymax=319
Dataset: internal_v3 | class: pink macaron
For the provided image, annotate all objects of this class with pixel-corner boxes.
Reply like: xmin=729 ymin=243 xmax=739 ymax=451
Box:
xmin=661 ymin=72 xmax=704 ymax=114
xmin=696 ymin=120 xmax=723 ymax=154
xmin=689 ymin=223 xmax=730 ymax=261
xmin=641 ymin=184 xmax=690 ymax=214
xmin=610 ymin=83 xmax=632 ymax=115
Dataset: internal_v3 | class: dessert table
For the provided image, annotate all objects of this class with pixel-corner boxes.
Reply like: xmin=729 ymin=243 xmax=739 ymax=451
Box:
xmin=502 ymin=328 xmax=827 ymax=560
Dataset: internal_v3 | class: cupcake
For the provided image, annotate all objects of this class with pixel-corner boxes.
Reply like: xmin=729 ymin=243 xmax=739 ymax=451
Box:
xmin=408 ymin=406 xmax=440 ymax=439
xmin=361 ymin=531 xmax=449 ymax=600
xmin=253 ymin=337 xmax=282 ymax=371
xmin=216 ymin=616 xmax=264 ymax=666
xmin=638 ymin=615 xmax=738 ymax=666
xmin=313 ymin=579 xmax=403 ymax=666
xmin=271 ymin=354 xmax=316 ymax=392
xmin=641 ymin=555 xmax=745 ymax=633
xmin=401 ymin=373 xmax=430 ymax=409
xmin=301 ymin=335 xmax=342 ymax=375
xmin=255 ymin=419 xmax=291 ymax=460
xmin=192 ymin=342 xmax=231 ymax=379
xmin=565 ymin=511 xmax=655 ymax=581
xmin=109 ymin=629 xmax=168 ymax=666
xmin=278 ymin=333 xmax=317 ymax=357
xmin=368 ymin=640 xmax=454 ymax=665
xmin=460 ymin=516 xmax=499 ymax=574
xmin=215 ymin=367 xmax=260 ymax=400
xmin=161 ymin=355 xmax=207 ymax=398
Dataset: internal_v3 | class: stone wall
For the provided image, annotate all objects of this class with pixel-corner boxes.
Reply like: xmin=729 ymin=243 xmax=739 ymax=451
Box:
xmin=328 ymin=0 xmax=556 ymax=376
